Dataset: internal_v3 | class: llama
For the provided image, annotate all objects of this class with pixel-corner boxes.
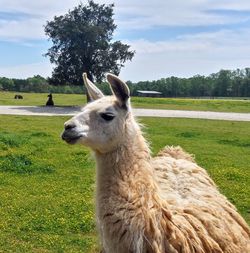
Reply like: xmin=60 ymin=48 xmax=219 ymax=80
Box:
xmin=14 ymin=94 xmax=23 ymax=99
xmin=46 ymin=93 xmax=54 ymax=106
xmin=61 ymin=73 xmax=250 ymax=253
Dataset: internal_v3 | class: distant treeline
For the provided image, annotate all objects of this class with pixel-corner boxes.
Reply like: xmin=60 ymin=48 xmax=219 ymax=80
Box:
xmin=0 ymin=75 xmax=85 ymax=94
xmin=1 ymin=68 xmax=250 ymax=97
xmin=127 ymin=68 xmax=250 ymax=98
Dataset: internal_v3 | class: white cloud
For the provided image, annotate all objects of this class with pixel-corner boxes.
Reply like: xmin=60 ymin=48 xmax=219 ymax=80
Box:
xmin=0 ymin=18 xmax=45 ymax=40
xmin=120 ymin=28 xmax=250 ymax=81
xmin=0 ymin=61 xmax=53 ymax=78
xmin=208 ymin=0 xmax=250 ymax=11
xmin=0 ymin=0 xmax=79 ymax=16
xmin=0 ymin=0 xmax=249 ymax=40
xmin=126 ymin=28 xmax=250 ymax=57
xmin=0 ymin=0 xmax=80 ymax=40
xmin=113 ymin=0 xmax=250 ymax=30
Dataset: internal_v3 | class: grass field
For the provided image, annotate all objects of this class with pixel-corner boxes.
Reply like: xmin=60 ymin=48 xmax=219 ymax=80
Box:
xmin=1 ymin=91 xmax=250 ymax=112
xmin=0 ymin=115 xmax=249 ymax=252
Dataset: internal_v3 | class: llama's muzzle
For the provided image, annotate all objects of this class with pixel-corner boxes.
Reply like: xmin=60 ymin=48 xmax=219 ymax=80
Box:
xmin=62 ymin=122 xmax=80 ymax=144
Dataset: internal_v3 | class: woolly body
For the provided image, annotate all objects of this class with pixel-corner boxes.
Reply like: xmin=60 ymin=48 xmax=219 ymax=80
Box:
xmin=95 ymin=122 xmax=250 ymax=253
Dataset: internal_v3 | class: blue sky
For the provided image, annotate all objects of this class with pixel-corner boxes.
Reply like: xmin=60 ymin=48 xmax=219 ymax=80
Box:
xmin=0 ymin=0 xmax=250 ymax=82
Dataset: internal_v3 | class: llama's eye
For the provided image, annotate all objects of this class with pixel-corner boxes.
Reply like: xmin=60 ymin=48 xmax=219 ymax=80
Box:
xmin=100 ymin=113 xmax=115 ymax=121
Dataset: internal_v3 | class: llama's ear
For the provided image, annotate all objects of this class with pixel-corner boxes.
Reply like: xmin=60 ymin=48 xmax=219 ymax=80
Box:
xmin=106 ymin=73 xmax=130 ymax=108
xmin=82 ymin=73 xmax=104 ymax=102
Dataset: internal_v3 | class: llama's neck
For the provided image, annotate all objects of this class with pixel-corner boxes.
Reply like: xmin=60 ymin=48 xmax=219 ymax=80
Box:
xmin=95 ymin=128 xmax=152 ymax=189
xmin=94 ymin=124 xmax=172 ymax=253
xmin=94 ymin=124 xmax=163 ymax=212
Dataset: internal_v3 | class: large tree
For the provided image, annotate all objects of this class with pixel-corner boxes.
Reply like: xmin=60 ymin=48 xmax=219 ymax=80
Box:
xmin=44 ymin=1 xmax=135 ymax=85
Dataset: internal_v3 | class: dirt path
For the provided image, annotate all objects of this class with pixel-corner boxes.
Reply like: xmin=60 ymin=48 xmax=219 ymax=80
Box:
xmin=0 ymin=105 xmax=250 ymax=121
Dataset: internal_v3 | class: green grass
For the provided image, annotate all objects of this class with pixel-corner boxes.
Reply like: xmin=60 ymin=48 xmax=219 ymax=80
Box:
xmin=0 ymin=91 xmax=87 ymax=107
xmin=0 ymin=115 xmax=249 ymax=252
xmin=132 ymin=96 xmax=250 ymax=112
xmin=1 ymin=91 xmax=250 ymax=112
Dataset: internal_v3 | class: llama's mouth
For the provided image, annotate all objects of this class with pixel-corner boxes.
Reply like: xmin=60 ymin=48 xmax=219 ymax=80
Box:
xmin=61 ymin=131 xmax=85 ymax=145
xmin=63 ymin=136 xmax=80 ymax=144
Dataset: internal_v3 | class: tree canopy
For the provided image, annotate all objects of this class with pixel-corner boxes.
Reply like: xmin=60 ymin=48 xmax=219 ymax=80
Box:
xmin=44 ymin=0 xmax=135 ymax=85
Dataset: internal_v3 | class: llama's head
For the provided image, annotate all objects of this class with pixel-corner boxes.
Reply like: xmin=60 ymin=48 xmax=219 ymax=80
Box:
xmin=61 ymin=73 xmax=135 ymax=153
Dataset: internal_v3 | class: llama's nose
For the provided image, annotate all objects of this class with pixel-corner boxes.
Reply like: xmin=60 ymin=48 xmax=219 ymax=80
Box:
xmin=64 ymin=122 xmax=76 ymax=130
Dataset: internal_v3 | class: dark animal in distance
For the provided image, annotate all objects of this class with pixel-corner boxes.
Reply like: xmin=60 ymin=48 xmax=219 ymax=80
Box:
xmin=46 ymin=93 xmax=54 ymax=106
xmin=14 ymin=95 xmax=23 ymax=99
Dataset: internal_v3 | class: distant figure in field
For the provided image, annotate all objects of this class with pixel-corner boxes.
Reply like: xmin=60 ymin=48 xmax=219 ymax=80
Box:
xmin=46 ymin=93 xmax=54 ymax=106
xmin=14 ymin=94 xmax=23 ymax=99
